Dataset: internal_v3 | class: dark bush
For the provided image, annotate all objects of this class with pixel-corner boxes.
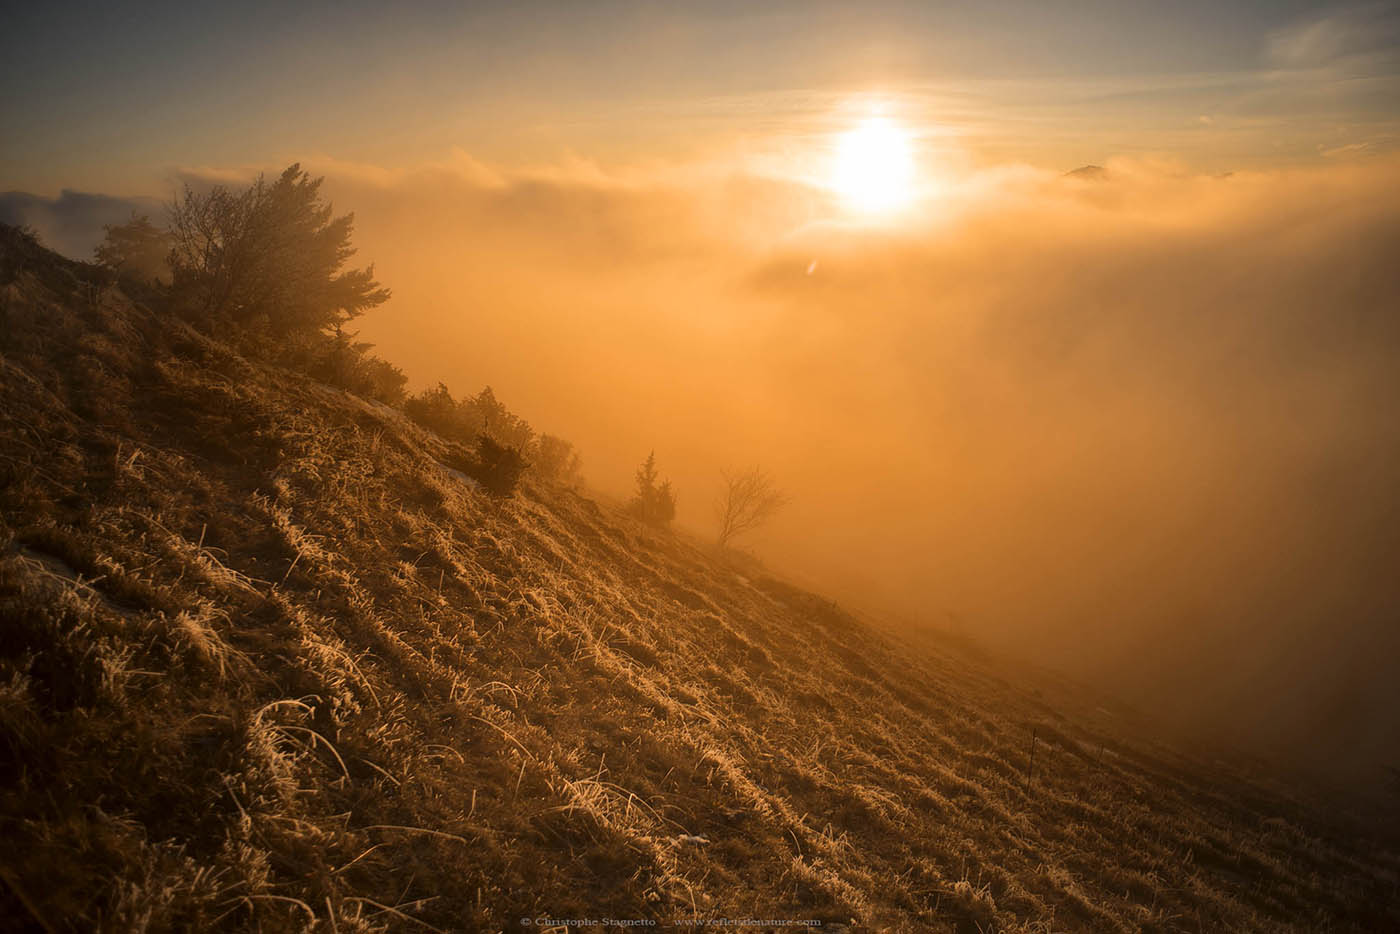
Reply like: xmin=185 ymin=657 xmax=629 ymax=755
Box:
xmin=403 ymin=382 xmax=461 ymax=438
xmin=304 ymin=326 xmax=407 ymax=405
xmin=474 ymin=433 xmax=529 ymax=497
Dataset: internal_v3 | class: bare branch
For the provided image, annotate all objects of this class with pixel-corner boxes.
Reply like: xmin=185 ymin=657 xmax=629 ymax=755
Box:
xmin=715 ymin=466 xmax=788 ymax=547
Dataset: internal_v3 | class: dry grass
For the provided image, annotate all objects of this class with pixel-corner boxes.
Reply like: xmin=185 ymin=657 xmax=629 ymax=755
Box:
xmin=1 ymin=225 xmax=1398 ymax=932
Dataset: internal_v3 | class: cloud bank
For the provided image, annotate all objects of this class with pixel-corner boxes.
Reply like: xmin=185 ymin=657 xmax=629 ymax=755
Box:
xmin=0 ymin=189 xmax=162 ymax=259
xmin=19 ymin=151 xmax=1400 ymax=782
xmin=337 ymin=154 xmax=1400 ymax=781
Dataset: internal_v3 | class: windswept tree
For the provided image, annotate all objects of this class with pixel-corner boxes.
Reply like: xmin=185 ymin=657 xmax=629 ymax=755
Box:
xmin=167 ymin=164 xmax=388 ymax=344
xmin=715 ymin=466 xmax=787 ymax=547
xmin=629 ymin=451 xmax=676 ymax=528
xmin=94 ymin=213 xmax=171 ymax=284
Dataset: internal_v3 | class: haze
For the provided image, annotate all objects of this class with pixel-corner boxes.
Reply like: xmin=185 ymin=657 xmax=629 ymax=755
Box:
xmin=5 ymin=0 xmax=1399 ymax=784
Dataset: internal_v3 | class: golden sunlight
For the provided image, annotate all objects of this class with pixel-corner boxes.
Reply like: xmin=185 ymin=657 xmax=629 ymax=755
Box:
xmin=831 ymin=116 xmax=916 ymax=214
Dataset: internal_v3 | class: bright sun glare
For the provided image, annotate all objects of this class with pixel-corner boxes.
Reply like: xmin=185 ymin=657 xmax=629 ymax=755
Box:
xmin=832 ymin=116 xmax=916 ymax=214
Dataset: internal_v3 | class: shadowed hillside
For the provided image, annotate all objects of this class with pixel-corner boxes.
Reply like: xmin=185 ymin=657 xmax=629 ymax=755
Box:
xmin=1 ymin=223 xmax=1397 ymax=932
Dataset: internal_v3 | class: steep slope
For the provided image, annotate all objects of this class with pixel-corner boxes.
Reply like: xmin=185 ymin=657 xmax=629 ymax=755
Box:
xmin=0 ymin=225 xmax=1397 ymax=933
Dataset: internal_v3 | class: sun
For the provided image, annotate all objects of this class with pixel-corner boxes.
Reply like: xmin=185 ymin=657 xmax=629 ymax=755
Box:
xmin=831 ymin=116 xmax=916 ymax=214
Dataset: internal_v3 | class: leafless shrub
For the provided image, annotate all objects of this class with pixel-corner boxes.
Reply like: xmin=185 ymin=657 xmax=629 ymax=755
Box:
xmin=714 ymin=466 xmax=787 ymax=547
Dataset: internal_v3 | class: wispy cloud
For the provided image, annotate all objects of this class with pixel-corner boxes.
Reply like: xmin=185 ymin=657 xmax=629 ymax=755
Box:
xmin=1268 ymin=3 xmax=1400 ymax=71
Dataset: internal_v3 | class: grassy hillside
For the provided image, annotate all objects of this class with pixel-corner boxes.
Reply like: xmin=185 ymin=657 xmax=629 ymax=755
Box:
xmin=1 ymin=224 xmax=1397 ymax=932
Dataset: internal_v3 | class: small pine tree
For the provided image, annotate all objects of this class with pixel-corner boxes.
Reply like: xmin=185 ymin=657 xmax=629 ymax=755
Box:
xmin=629 ymin=451 xmax=677 ymax=528
xmin=654 ymin=479 xmax=677 ymax=525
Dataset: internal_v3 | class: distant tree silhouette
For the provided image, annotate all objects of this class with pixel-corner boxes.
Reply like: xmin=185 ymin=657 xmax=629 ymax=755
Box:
xmin=167 ymin=164 xmax=388 ymax=344
xmin=715 ymin=466 xmax=787 ymax=547
xmin=94 ymin=213 xmax=171 ymax=284
xmin=629 ymin=451 xmax=676 ymax=528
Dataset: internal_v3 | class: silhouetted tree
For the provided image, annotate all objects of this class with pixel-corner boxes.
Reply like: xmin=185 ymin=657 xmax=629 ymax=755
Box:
xmin=629 ymin=451 xmax=676 ymax=528
xmin=715 ymin=466 xmax=787 ymax=547
xmin=168 ymin=164 xmax=388 ymax=343
xmin=94 ymin=213 xmax=171 ymax=284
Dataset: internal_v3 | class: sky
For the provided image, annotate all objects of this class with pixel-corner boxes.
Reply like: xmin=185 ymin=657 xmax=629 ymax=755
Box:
xmin=4 ymin=1 xmax=1400 ymax=781
xmin=4 ymin=0 xmax=1399 ymax=194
